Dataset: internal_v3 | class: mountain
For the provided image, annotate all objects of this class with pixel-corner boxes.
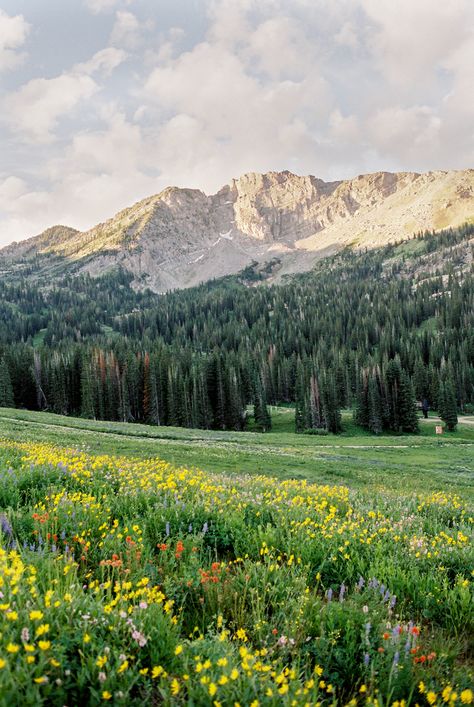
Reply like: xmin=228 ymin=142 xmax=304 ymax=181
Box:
xmin=2 ymin=168 xmax=473 ymax=291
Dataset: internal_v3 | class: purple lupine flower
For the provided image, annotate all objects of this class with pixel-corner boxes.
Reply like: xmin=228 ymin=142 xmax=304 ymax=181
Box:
xmin=339 ymin=583 xmax=346 ymax=602
xmin=202 ymin=521 xmax=208 ymax=534
xmin=393 ymin=651 xmax=400 ymax=666
xmin=357 ymin=576 xmax=365 ymax=590
xmin=390 ymin=595 xmax=397 ymax=609
xmin=0 ymin=514 xmax=13 ymax=537
xmin=326 ymin=588 xmax=333 ymax=602
xmin=165 ymin=522 xmax=170 ymax=537
xmin=188 ymin=523 xmax=193 ymax=533
xmin=364 ymin=653 xmax=370 ymax=666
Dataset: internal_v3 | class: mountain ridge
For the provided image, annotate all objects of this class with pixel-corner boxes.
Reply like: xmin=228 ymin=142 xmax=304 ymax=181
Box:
xmin=2 ymin=168 xmax=473 ymax=291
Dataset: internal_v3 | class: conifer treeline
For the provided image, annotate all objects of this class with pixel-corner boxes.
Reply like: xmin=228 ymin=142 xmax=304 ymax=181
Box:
xmin=0 ymin=224 xmax=473 ymax=433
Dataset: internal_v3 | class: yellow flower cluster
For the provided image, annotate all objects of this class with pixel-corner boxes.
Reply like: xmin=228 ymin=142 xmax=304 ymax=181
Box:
xmin=0 ymin=438 xmax=472 ymax=705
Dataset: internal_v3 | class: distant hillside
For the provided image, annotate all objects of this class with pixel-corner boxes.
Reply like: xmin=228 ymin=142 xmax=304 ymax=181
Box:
xmin=1 ymin=168 xmax=473 ymax=291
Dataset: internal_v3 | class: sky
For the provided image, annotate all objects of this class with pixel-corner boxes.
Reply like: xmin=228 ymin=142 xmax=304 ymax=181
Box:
xmin=0 ymin=0 xmax=473 ymax=247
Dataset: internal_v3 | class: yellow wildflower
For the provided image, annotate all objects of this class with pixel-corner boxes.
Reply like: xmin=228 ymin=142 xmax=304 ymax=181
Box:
xmin=29 ymin=610 xmax=44 ymax=621
xmin=36 ymin=624 xmax=50 ymax=637
xmin=117 ymin=660 xmax=128 ymax=674
xmin=171 ymin=678 xmax=180 ymax=695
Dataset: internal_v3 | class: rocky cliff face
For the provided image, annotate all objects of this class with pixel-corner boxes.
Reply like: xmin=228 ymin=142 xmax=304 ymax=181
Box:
xmin=2 ymin=169 xmax=473 ymax=291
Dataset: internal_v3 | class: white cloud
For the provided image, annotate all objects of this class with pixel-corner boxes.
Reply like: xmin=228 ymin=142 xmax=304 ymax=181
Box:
xmin=369 ymin=105 xmax=441 ymax=164
xmin=0 ymin=111 xmax=160 ymax=246
xmin=140 ymin=7 xmax=333 ymax=192
xmin=244 ymin=16 xmax=317 ymax=80
xmin=4 ymin=73 xmax=98 ymax=143
xmin=84 ymin=0 xmax=134 ymax=14
xmin=0 ymin=176 xmax=28 ymax=207
xmin=110 ymin=11 xmax=149 ymax=49
xmin=0 ymin=9 xmax=30 ymax=72
xmin=75 ymin=47 xmax=127 ymax=76
xmin=334 ymin=21 xmax=360 ymax=50
xmin=361 ymin=0 xmax=474 ymax=89
xmin=3 ymin=47 xmax=126 ymax=143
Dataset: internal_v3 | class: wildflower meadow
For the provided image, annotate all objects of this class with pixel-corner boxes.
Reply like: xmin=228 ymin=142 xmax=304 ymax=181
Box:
xmin=0 ymin=438 xmax=472 ymax=705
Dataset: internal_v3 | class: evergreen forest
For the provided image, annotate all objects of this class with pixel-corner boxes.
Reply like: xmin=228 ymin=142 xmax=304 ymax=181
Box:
xmin=0 ymin=223 xmax=473 ymax=434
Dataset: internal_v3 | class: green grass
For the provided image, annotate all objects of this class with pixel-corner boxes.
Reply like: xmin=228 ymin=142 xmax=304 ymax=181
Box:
xmin=1 ymin=406 xmax=473 ymax=500
xmin=0 ymin=407 xmax=473 ymax=704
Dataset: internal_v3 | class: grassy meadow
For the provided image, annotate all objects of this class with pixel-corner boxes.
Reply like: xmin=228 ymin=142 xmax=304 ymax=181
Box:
xmin=0 ymin=407 xmax=472 ymax=705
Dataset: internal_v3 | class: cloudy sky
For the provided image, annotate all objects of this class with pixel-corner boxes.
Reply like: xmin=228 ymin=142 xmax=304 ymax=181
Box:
xmin=0 ymin=0 xmax=473 ymax=246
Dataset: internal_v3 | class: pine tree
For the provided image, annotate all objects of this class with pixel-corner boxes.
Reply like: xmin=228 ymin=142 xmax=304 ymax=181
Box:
xmin=321 ymin=373 xmax=341 ymax=433
xmin=253 ymin=372 xmax=271 ymax=432
xmin=295 ymin=360 xmax=309 ymax=432
xmin=367 ymin=376 xmax=383 ymax=434
xmin=355 ymin=369 xmax=370 ymax=429
xmin=413 ymin=360 xmax=428 ymax=402
xmin=308 ymin=373 xmax=324 ymax=429
xmin=439 ymin=378 xmax=458 ymax=431
xmin=0 ymin=358 xmax=14 ymax=407
xmin=398 ymin=370 xmax=419 ymax=433
xmin=80 ymin=355 xmax=95 ymax=418
xmin=143 ymin=351 xmax=151 ymax=423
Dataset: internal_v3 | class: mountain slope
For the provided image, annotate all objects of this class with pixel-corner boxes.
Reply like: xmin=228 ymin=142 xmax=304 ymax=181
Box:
xmin=2 ymin=168 xmax=473 ymax=291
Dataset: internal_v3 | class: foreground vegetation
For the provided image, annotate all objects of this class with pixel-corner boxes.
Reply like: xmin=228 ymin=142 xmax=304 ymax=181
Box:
xmin=0 ymin=410 xmax=473 ymax=704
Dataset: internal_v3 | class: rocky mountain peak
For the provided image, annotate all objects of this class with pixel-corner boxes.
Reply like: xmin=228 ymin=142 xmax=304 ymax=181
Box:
xmin=1 ymin=168 xmax=473 ymax=291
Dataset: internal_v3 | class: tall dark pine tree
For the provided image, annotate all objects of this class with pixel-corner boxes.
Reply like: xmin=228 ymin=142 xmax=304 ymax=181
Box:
xmin=367 ymin=375 xmax=383 ymax=434
xmin=80 ymin=354 xmax=95 ymax=419
xmin=0 ymin=358 xmax=14 ymax=407
xmin=253 ymin=372 xmax=271 ymax=432
xmin=321 ymin=372 xmax=342 ymax=433
xmin=398 ymin=370 xmax=419 ymax=433
xmin=439 ymin=378 xmax=458 ymax=431
xmin=295 ymin=360 xmax=309 ymax=433
xmin=355 ymin=369 xmax=370 ymax=430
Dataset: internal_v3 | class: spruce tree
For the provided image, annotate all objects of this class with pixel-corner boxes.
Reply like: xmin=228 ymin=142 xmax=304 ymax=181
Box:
xmin=0 ymin=358 xmax=14 ymax=407
xmin=398 ymin=370 xmax=419 ymax=433
xmin=439 ymin=378 xmax=458 ymax=431
xmin=295 ymin=360 xmax=309 ymax=432
xmin=321 ymin=373 xmax=342 ymax=433
xmin=80 ymin=356 xmax=95 ymax=418
xmin=355 ymin=370 xmax=370 ymax=429
xmin=253 ymin=373 xmax=271 ymax=432
xmin=367 ymin=376 xmax=383 ymax=434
